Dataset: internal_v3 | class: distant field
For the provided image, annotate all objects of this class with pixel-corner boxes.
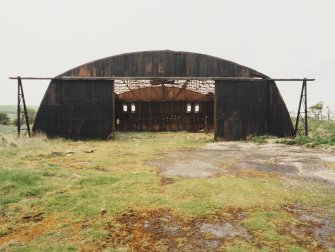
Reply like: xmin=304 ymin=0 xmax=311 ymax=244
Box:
xmin=0 ymin=105 xmax=38 ymax=121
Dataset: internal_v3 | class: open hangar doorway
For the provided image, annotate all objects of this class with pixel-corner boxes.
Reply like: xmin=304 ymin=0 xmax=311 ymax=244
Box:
xmin=114 ymin=79 xmax=214 ymax=132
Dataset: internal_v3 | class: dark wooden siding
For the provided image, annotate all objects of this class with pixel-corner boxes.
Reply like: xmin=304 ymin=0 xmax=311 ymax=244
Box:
xmin=34 ymin=80 xmax=114 ymax=139
xmin=215 ymin=80 xmax=294 ymax=140
xmin=267 ymin=81 xmax=295 ymax=137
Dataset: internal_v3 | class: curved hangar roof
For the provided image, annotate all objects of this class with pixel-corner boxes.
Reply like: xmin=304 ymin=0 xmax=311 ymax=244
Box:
xmin=59 ymin=50 xmax=267 ymax=78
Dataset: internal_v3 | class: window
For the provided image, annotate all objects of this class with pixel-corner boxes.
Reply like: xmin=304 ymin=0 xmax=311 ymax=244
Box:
xmin=186 ymin=103 xmax=192 ymax=113
xmin=194 ymin=103 xmax=200 ymax=113
xmin=122 ymin=103 xmax=128 ymax=112
xmin=131 ymin=103 xmax=136 ymax=113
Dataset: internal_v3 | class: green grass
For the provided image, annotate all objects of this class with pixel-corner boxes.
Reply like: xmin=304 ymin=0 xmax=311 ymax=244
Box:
xmin=244 ymin=119 xmax=335 ymax=147
xmin=279 ymin=118 xmax=335 ymax=147
xmin=0 ymin=169 xmax=49 ymax=205
xmin=250 ymin=135 xmax=269 ymax=144
xmin=0 ymin=130 xmax=335 ymax=251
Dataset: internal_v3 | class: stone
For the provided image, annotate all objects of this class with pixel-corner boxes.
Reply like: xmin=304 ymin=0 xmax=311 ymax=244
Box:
xmin=100 ymin=208 xmax=107 ymax=216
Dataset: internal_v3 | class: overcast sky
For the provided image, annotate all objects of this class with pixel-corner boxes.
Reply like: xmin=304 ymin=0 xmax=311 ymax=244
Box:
xmin=0 ymin=0 xmax=334 ymax=113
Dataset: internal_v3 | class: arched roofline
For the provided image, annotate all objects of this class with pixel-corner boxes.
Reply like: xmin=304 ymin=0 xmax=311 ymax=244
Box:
xmin=56 ymin=50 xmax=268 ymax=79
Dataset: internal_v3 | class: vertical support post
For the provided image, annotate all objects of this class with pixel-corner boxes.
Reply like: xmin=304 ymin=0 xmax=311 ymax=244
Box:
xmin=213 ymin=80 xmax=217 ymax=141
xmin=304 ymin=79 xmax=308 ymax=136
xmin=19 ymin=78 xmax=31 ymax=137
xmin=149 ymin=101 xmax=152 ymax=131
xmin=266 ymin=80 xmax=270 ymax=134
xmin=294 ymin=79 xmax=308 ymax=137
xmin=17 ymin=77 xmax=21 ymax=137
xmin=112 ymin=80 xmax=115 ymax=135
xmin=17 ymin=77 xmax=31 ymax=138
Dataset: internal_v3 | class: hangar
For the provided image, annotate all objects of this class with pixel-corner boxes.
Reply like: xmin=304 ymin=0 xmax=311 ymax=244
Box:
xmin=28 ymin=50 xmax=299 ymax=140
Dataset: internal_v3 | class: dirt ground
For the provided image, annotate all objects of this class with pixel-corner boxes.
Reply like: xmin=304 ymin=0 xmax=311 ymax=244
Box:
xmin=149 ymin=142 xmax=335 ymax=184
xmin=104 ymin=208 xmax=251 ymax=252
xmin=140 ymin=142 xmax=335 ymax=251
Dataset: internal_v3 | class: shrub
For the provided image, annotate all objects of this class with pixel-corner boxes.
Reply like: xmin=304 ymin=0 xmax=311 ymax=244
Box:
xmin=12 ymin=108 xmax=36 ymax=126
xmin=0 ymin=112 xmax=10 ymax=125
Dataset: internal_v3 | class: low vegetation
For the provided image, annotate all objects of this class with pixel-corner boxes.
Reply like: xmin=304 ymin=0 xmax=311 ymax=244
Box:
xmin=0 ymin=128 xmax=335 ymax=251
xmin=246 ymin=119 xmax=335 ymax=148
xmin=279 ymin=119 xmax=335 ymax=147
xmin=0 ymin=105 xmax=37 ymax=127
xmin=0 ymin=112 xmax=10 ymax=125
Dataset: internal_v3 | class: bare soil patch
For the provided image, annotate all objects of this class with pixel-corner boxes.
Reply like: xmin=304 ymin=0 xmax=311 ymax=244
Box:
xmin=104 ymin=208 xmax=251 ymax=252
xmin=149 ymin=142 xmax=335 ymax=184
xmin=282 ymin=204 xmax=335 ymax=250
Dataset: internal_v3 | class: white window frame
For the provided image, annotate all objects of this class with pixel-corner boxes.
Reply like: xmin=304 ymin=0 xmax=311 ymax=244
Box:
xmin=186 ymin=103 xmax=192 ymax=113
xmin=194 ymin=103 xmax=200 ymax=113
xmin=122 ymin=103 xmax=128 ymax=113
xmin=131 ymin=103 xmax=136 ymax=113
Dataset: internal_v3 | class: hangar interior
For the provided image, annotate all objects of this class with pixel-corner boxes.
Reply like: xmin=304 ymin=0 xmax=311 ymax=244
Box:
xmin=114 ymin=79 xmax=214 ymax=132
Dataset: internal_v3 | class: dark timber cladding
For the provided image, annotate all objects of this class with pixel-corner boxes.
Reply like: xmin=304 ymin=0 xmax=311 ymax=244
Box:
xmin=34 ymin=79 xmax=114 ymax=138
xmin=215 ymin=80 xmax=294 ymax=140
xmin=33 ymin=50 xmax=295 ymax=140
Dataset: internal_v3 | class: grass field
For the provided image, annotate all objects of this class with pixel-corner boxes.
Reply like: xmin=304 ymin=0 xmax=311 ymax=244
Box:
xmin=0 ymin=128 xmax=335 ymax=251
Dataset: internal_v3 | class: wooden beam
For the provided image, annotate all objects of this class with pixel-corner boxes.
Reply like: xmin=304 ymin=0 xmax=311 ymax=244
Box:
xmin=9 ymin=76 xmax=316 ymax=82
